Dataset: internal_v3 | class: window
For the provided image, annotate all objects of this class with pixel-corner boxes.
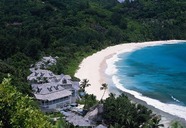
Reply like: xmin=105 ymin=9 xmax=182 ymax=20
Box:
xmin=62 ymin=79 xmax=67 ymax=84
xmin=72 ymin=90 xmax=75 ymax=97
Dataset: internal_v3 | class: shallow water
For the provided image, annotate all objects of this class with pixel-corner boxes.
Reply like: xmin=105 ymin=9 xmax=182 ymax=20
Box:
xmin=115 ymin=42 xmax=186 ymax=106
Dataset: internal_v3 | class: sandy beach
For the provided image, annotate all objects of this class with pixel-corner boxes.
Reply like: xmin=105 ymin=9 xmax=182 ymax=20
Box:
xmin=75 ymin=40 xmax=186 ymax=127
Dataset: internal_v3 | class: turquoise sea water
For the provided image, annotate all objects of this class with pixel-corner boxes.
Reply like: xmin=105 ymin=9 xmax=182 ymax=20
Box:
xmin=115 ymin=42 xmax=186 ymax=106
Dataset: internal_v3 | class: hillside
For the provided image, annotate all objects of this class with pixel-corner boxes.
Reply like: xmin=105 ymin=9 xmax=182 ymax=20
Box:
xmin=0 ymin=0 xmax=185 ymax=92
xmin=0 ymin=0 xmax=186 ymax=127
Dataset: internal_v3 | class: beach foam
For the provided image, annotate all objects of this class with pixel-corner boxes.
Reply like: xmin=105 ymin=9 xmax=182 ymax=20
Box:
xmin=105 ymin=40 xmax=186 ymax=120
xmin=75 ymin=40 xmax=186 ymax=120
xmin=111 ymin=75 xmax=186 ymax=120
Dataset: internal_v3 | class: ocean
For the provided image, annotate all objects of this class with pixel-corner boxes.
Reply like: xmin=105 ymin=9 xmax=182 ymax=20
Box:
xmin=106 ymin=42 xmax=186 ymax=120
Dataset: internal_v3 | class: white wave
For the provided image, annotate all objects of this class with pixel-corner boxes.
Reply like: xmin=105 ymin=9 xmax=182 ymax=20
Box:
xmin=105 ymin=54 xmax=120 ymax=75
xmin=112 ymin=75 xmax=186 ymax=120
xmin=105 ymin=47 xmax=136 ymax=76
xmin=105 ymin=41 xmax=186 ymax=120
xmin=171 ymin=95 xmax=181 ymax=103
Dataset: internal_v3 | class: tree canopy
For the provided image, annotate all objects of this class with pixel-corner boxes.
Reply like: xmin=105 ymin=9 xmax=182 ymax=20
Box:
xmin=0 ymin=0 xmax=185 ymax=89
xmin=103 ymin=93 xmax=163 ymax=128
xmin=0 ymin=77 xmax=52 ymax=128
xmin=0 ymin=0 xmax=185 ymax=127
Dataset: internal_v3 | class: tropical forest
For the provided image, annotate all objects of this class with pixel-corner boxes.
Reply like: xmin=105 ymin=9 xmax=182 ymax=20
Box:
xmin=0 ymin=0 xmax=186 ymax=127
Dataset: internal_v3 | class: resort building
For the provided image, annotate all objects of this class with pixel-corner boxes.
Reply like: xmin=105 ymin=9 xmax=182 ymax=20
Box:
xmin=28 ymin=56 xmax=80 ymax=110
xmin=31 ymin=73 xmax=79 ymax=110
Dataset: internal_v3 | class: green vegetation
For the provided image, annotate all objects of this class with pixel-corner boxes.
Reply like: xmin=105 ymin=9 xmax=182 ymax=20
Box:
xmin=103 ymin=93 xmax=163 ymax=128
xmin=0 ymin=0 xmax=185 ymax=92
xmin=100 ymin=83 xmax=108 ymax=101
xmin=0 ymin=0 xmax=185 ymax=127
xmin=0 ymin=77 xmax=52 ymax=128
xmin=80 ymin=79 xmax=91 ymax=92
xmin=170 ymin=121 xmax=184 ymax=128
xmin=78 ymin=94 xmax=98 ymax=110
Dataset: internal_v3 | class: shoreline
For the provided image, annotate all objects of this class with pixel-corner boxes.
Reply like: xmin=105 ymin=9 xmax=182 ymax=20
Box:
xmin=75 ymin=40 xmax=186 ymax=127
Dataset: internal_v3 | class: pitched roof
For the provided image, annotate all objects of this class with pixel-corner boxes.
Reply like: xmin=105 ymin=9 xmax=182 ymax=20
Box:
xmin=27 ymin=69 xmax=55 ymax=81
xmin=35 ymin=89 xmax=72 ymax=101
xmin=32 ymin=82 xmax=73 ymax=101
xmin=32 ymin=82 xmax=63 ymax=94
xmin=66 ymin=113 xmax=92 ymax=127
xmin=42 ymin=56 xmax=57 ymax=64
xmin=96 ymin=124 xmax=107 ymax=128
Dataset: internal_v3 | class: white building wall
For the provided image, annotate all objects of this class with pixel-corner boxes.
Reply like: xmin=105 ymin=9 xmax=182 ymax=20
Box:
xmin=41 ymin=97 xmax=72 ymax=109
xmin=48 ymin=100 xmax=71 ymax=109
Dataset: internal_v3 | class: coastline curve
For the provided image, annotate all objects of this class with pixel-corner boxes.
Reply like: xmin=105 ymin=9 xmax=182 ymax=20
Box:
xmin=75 ymin=40 xmax=186 ymax=123
xmin=105 ymin=40 xmax=186 ymax=120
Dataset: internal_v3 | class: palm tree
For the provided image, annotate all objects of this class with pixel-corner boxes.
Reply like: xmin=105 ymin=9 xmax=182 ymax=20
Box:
xmin=80 ymin=79 xmax=91 ymax=92
xmin=143 ymin=115 xmax=164 ymax=128
xmin=150 ymin=115 xmax=164 ymax=128
xmin=100 ymin=83 xmax=108 ymax=101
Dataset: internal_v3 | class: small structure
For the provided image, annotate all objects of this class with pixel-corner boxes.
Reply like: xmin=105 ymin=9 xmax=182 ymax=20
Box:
xmin=60 ymin=104 xmax=106 ymax=127
xmin=61 ymin=111 xmax=94 ymax=127
xmin=84 ymin=104 xmax=104 ymax=123
xmin=34 ymin=56 xmax=57 ymax=69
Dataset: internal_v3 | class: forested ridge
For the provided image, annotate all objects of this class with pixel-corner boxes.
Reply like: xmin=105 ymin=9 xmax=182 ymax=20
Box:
xmin=0 ymin=0 xmax=186 ymax=90
xmin=0 ymin=0 xmax=186 ymax=127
